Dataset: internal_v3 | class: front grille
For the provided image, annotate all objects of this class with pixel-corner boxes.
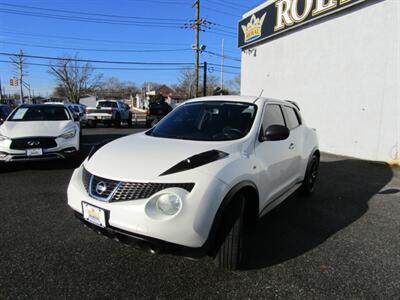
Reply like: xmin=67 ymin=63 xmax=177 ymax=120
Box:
xmin=82 ymin=168 xmax=194 ymax=202
xmin=113 ymin=182 xmax=195 ymax=202
xmin=10 ymin=137 xmax=57 ymax=150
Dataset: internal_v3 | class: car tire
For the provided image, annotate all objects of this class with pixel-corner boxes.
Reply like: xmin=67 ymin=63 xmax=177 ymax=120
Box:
xmin=78 ymin=129 xmax=82 ymax=151
xmin=114 ymin=114 xmax=121 ymax=128
xmin=301 ymin=153 xmax=319 ymax=195
xmin=87 ymin=120 xmax=96 ymax=128
xmin=214 ymin=194 xmax=245 ymax=271
xmin=127 ymin=113 xmax=133 ymax=127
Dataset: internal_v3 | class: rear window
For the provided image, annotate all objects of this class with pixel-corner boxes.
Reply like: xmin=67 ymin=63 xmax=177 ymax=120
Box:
xmin=97 ymin=101 xmax=118 ymax=108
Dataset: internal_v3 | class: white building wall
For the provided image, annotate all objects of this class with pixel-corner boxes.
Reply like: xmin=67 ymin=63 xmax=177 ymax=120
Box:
xmin=241 ymin=0 xmax=399 ymax=164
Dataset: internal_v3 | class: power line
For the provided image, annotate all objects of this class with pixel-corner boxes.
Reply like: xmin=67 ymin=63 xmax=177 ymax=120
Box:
xmin=0 ymin=30 xmax=191 ymax=46
xmin=1 ymin=41 xmax=193 ymax=53
xmin=0 ymin=60 xmax=193 ymax=71
xmin=0 ymin=8 xmax=183 ymax=28
xmin=206 ymin=0 xmax=251 ymax=10
xmin=203 ymin=50 xmax=241 ymax=62
xmin=0 ymin=52 xmax=194 ymax=65
xmin=208 ymin=63 xmax=240 ymax=69
xmin=0 ymin=2 xmax=187 ymax=21
xmin=202 ymin=5 xmax=241 ymax=18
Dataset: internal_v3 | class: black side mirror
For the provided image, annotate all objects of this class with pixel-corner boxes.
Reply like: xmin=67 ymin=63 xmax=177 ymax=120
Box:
xmin=73 ymin=114 xmax=80 ymax=122
xmin=262 ymin=125 xmax=290 ymax=141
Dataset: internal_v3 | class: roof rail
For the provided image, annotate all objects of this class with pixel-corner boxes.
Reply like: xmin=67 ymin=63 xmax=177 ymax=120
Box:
xmin=285 ymin=100 xmax=300 ymax=111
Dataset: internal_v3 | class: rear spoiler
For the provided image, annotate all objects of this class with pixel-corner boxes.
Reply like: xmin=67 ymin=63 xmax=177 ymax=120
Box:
xmin=285 ymin=100 xmax=300 ymax=111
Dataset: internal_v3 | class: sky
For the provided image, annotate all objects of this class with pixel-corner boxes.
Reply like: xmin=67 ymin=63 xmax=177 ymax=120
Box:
xmin=0 ymin=0 xmax=264 ymax=97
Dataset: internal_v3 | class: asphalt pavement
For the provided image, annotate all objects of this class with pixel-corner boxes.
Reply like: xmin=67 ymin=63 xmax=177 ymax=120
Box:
xmin=0 ymin=127 xmax=399 ymax=299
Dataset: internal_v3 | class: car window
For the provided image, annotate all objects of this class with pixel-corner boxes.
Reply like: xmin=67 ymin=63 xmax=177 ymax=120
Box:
xmin=262 ymin=104 xmax=286 ymax=132
xmin=98 ymin=101 xmax=117 ymax=108
xmin=282 ymin=106 xmax=301 ymax=130
xmin=9 ymin=106 xmax=70 ymax=121
xmin=148 ymin=101 xmax=257 ymax=141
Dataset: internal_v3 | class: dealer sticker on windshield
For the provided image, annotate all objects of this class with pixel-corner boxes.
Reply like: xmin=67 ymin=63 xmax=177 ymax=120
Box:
xmin=82 ymin=202 xmax=106 ymax=228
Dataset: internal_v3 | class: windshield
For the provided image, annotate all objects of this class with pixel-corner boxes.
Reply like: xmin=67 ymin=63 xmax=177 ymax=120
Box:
xmin=8 ymin=106 xmax=70 ymax=121
xmin=97 ymin=101 xmax=117 ymax=108
xmin=147 ymin=101 xmax=257 ymax=141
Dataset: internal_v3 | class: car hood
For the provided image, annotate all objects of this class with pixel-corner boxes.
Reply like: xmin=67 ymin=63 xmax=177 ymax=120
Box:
xmin=85 ymin=132 xmax=242 ymax=182
xmin=0 ymin=120 xmax=74 ymax=138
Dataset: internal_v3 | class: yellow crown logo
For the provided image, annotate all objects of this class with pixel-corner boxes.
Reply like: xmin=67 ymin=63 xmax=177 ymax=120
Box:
xmin=241 ymin=13 xmax=267 ymax=43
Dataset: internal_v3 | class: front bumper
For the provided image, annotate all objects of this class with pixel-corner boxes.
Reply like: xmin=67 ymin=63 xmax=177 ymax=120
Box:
xmin=0 ymin=135 xmax=80 ymax=162
xmin=74 ymin=212 xmax=207 ymax=258
xmin=0 ymin=148 xmax=78 ymax=162
xmin=67 ymin=166 xmax=230 ymax=251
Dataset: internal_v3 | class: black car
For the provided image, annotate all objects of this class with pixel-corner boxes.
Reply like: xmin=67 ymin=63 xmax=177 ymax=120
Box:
xmin=146 ymin=102 xmax=173 ymax=128
xmin=0 ymin=105 xmax=12 ymax=125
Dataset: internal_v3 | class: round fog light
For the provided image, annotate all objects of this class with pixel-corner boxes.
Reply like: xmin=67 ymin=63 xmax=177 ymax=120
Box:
xmin=156 ymin=193 xmax=182 ymax=216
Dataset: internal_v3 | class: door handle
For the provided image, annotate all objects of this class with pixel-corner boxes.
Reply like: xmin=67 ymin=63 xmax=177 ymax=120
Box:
xmin=289 ymin=143 xmax=295 ymax=150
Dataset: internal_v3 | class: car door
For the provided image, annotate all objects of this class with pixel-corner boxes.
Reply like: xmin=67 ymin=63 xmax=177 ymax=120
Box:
xmin=255 ymin=103 xmax=297 ymax=210
xmin=281 ymin=105 xmax=304 ymax=183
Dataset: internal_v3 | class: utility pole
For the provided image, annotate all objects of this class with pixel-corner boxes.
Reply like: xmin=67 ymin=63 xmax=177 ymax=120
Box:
xmin=18 ymin=50 xmax=24 ymax=103
xmin=220 ymin=39 xmax=225 ymax=93
xmin=203 ymin=61 xmax=207 ymax=97
xmin=194 ymin=0 xmax=200 ymax=97
xmin=0 ymin=77 xmax=3 ymax=101
xmin=10 ymin=50 xmax=25 ymax=103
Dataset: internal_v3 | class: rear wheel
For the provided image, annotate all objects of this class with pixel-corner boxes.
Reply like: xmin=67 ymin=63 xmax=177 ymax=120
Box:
xmin=214 ymin=194 xmax=245 ymax=270
xmin=301 ymin=153 xmax=319 ymax=195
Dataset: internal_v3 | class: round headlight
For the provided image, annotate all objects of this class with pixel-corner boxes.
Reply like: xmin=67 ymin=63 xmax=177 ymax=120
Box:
xmin=156 ymin=193 xmax=182 ymax=216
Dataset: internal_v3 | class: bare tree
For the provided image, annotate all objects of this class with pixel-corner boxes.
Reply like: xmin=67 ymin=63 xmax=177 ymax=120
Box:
xmin=174 ymin=69 xmax=220 ymax=99
xmin=96 ymin=77 xmax=139 ymax=99
xmin=48 ymin=55 xmax=103 ymax=103
xmin=175 ymin=69 xmax=196 ymax=99
xmin=225 ymin=75 xmax=241 ymax=95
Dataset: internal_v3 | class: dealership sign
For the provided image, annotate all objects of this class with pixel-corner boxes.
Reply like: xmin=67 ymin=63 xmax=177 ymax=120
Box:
xmin=238 ymin=0 xmax=368 ymax=48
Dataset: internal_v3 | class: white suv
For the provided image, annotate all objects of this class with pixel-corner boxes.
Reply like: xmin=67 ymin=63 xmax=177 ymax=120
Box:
xmin=67 ymin=96 xmax=319 ymax=270
xmin=0 ymin=104 xmax=81 ymax=162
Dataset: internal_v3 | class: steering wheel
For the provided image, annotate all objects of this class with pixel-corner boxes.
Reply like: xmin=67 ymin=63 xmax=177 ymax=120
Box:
xmin=222 ymin=127 xmax=243 ymax=137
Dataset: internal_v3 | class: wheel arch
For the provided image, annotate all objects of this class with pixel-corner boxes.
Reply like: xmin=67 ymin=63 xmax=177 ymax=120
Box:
xmin=206 ymin=181 xmax=259 ymax=256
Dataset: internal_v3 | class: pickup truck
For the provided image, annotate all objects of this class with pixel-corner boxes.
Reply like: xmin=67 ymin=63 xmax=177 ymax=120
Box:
xmin=85 ymin=100 xmax=132 ymax=128
xmin=146 ymin=101 xmax=173 ymax=128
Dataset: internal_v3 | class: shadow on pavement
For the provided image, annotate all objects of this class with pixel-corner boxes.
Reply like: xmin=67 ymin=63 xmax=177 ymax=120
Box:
xmin=240 ymin=158 xmax=393 ymax=270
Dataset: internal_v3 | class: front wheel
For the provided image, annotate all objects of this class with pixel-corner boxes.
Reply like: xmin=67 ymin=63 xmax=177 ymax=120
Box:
xmin=214 ymin=194 xmax=245 ymax=270
xmin=301 ymin=153 xmax=319 ymax=195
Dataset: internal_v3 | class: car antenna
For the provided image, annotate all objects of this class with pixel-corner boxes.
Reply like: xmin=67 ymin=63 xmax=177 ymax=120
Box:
xmin=253 ymin=89 xmax=264 ymax=103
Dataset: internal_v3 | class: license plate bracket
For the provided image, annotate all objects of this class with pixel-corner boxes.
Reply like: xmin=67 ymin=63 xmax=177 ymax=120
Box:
xmin=26 ymin=148 xmax=43 ymax=156
xmin=82 ymin=202 xmax=107 ymax=228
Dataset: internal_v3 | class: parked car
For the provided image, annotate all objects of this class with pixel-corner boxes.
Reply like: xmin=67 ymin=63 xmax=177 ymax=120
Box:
xmin=146 ymin=101 xmax=173 ymax=128
xmin=67 ymin=96 xmax=319 ymax=270
xmin=66 ymin=103 xmax=86 ymax=125
xmin=85 ymin=100 xmax=132 ymax=128
xmin=0 ymin=104 xmax=81 ymax=162
xmin=0 ymin=104 xmax=12 ymax=125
